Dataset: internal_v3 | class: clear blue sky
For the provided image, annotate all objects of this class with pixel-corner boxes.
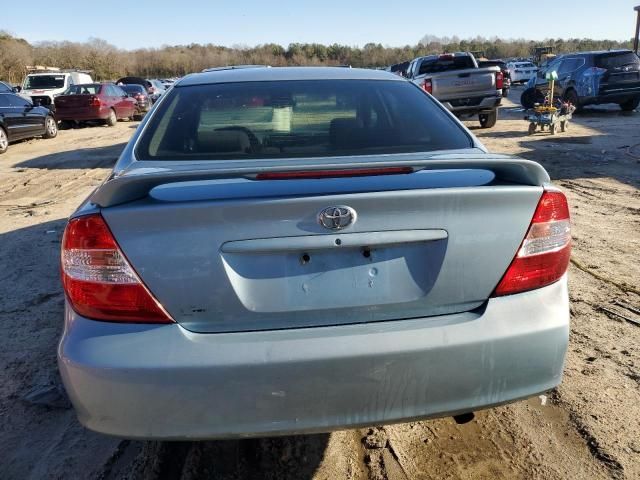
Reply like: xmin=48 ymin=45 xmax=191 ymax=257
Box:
xmin=3 ymin=0 xmax=639 ymax=49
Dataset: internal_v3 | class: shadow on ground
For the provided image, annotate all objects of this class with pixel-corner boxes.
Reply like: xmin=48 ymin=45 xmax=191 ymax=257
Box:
xmin=474 ymin=103 xmax=640 ymax=189
xmin=15 ymin=142 xmax=127 ymax=170
xmin=0 ymin=218 xmax=331 ymax=480
xmin=110 ymin=435 xmax=331 ymax=480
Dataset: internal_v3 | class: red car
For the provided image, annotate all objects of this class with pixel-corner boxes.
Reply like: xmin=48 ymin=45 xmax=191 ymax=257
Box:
xmin=54 ymin=83 xmax=137 ymax=127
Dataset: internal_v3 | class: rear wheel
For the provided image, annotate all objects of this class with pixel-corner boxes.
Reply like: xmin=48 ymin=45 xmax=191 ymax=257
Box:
xmin=521 ymin=88 xmax=544 ymax=109
xmin=106 ymin=109 xmax=117 ymax=127
xmin=0 ymin=127 xmax=8 ymax=154
xmin=620 ymin=97 xmax=640 ymax=112
xmin=479 ymin=110 xmax=497 ymax=128
xmin=43 ymin=116 xmax=58 ymax=139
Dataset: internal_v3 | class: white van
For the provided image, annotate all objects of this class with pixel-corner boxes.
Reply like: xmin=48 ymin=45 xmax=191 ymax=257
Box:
xmin=21 ymin=71 xmax=94 ymax=109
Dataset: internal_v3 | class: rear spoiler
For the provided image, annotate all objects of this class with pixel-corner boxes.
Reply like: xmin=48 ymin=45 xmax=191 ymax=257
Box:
xmin=90 ymin=154 xmax=550 ymax=208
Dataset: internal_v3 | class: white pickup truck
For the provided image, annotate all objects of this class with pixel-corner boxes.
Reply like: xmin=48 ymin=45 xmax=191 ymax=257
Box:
xmin=21 ymin=71 xmax=93 ymax=111
xmin=406 ymin=53 xmax=503 ymax=128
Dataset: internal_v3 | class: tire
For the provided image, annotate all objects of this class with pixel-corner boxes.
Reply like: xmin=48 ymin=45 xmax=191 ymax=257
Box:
xmin=43 ymin=116 xmax=58 ymax=139
xmin=563 ymin=89 xmax=581 ymax=111
xmin=106 ymin=109 xmax=117 ymax=127
xmin=550 ymin=123 xmax=556 ymax=135
xmin=479 ymin=110 xmax=498 ymax=128
xmin=133 ymin=114 xmax=143 ymax=121
xmin=528 ymin=123 xmax=536 ymax=135
xmin=0 ymin=127 xmax=8 ymax=154
xmin=620 ymin=97 xmax=640 ymax=112
xmin=521 ymin=88 xmax=544 ymax=109
xmin=561 ymin=120 xmax=568 ymax=132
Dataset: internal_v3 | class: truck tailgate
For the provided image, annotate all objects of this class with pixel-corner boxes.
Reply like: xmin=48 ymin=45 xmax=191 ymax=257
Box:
xmin=431 ymin=68 xmax=499 ymax=99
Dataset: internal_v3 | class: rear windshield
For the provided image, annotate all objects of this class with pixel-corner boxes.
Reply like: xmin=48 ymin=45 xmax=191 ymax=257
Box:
xmin=595 ymin=52 xmax=640 ymax=69
xmin=478 ymin=61 xmax=505 ymax=68
xmin=63 ymin=84 xmax=102 ymax=95
xmin=121 ymin=84 xmax=145 ymax=93
xmin=24 ymin=75 xmax=66 ymax=90
xmin=516 ymin=63 xmax=535 ymax=68
xmin=135 ymin=80 xmax=472 ymax=161
xmin=418 ymin=56 xmax=475 ymax=75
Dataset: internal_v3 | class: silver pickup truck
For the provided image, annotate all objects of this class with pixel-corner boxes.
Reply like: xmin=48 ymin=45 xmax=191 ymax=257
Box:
xmin=407 ymin=52 xmax=503 ymax=128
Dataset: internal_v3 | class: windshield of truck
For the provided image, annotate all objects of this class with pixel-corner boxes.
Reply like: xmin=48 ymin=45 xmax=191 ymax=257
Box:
xmin=24 ymin=75 xmax=66 ymax=90
xmin=136 ymin=79 xmax=473 ymax=161
xmin=418 ymin=55 xmax=476 ymax=75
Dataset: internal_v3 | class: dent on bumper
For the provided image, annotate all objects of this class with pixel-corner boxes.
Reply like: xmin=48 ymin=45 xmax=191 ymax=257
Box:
xmin=58 ymin=278 xmax=569 ymax=440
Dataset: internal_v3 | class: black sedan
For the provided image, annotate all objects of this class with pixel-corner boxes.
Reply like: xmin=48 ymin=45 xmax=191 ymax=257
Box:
xmin=0 ymin=92 xmax=57 ymax=154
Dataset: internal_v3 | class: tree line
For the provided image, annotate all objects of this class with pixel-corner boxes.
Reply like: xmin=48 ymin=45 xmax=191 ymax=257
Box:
xmin=0 ymin=31 xmax=634 ymax=83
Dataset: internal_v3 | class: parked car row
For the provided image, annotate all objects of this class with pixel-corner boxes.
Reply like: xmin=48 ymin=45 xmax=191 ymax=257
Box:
xmin=54 ymin=83 xmax=138 ymax=128
xmin=116 ymin=77 xmax=167 ymax=103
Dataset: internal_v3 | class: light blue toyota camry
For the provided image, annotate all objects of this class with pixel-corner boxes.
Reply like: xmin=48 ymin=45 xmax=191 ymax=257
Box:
xmin=58 ymin=66 xmax=570 ymax=439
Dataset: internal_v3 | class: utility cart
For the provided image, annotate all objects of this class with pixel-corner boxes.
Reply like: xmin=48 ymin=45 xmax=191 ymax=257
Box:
xmin=524 ymin=70 xmax=576 ymax=135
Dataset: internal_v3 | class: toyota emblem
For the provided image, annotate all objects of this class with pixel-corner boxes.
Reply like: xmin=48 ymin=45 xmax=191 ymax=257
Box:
xmin=318 ymin=206 xmax=357 ymax=230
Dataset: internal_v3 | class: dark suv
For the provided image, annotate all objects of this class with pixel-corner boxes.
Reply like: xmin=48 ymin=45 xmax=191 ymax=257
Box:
xmin=521 ymin=50 xmax=640 ymax=111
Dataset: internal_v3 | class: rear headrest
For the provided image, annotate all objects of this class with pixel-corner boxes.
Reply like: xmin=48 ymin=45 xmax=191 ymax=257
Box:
xmin=198 ymin=129 xmax=252 ymax=153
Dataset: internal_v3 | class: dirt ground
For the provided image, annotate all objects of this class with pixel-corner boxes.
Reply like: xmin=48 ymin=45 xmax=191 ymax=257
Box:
xmin=1 ymin=87 xmax=639 ymax=480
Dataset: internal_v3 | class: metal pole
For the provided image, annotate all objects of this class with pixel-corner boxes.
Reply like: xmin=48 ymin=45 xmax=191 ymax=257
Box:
xmin=635 ymin=6 xmax=640 ymax=55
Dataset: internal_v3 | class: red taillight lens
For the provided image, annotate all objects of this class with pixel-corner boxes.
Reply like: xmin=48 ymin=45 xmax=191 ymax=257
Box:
xmin=255 ymin=167 xmax=412 ymax=180
xmin=89 ymin=96 xmax=101 ymax=107
xmin=492 ymin=190 xmax=571 ymax=296
xmin=422 ymin=79 xmax=433 ymax=94
xmin=61 ymin=214 xmax=173 ymax=323
xmin=496 ymin=71 xmax=504 ymax=90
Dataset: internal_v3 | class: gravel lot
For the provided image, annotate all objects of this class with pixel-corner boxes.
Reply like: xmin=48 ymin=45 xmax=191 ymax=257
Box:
xmin=1 ymin=89 xmax=639 ymax=480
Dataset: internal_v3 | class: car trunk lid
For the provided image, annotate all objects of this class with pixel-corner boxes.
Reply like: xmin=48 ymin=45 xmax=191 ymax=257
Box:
xmin=94 ymin=153 xmax=547 ymax=333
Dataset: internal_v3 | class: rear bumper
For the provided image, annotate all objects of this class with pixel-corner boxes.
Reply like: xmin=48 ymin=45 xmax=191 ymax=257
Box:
xmin=441 ymin=95 xmax=501 ymax=115
xmin=58 ymin=278 xmax=569 ymax=440
xmin=55 ymin=106 xmax=111 ymax=121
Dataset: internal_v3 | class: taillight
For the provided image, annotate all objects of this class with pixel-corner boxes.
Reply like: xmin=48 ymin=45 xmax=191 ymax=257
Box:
xmin=61 ymin=214 xmax=173 ymax=323
xmin=422 ymin=78 xmax=433 ymax=94
xmin=89 ymin=96 xmax=101 ymax=107
xmin=255 ymin=166 xmax=412 ymax=180
xmin=492 ymin=189 xmax=571 ymax=296
xmin=496 ymin=71 xmax=504 ymax=90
